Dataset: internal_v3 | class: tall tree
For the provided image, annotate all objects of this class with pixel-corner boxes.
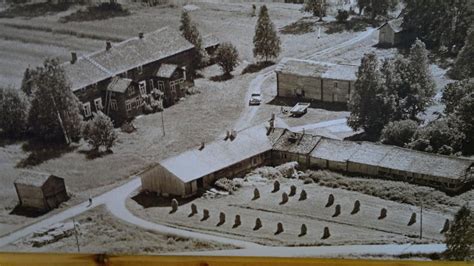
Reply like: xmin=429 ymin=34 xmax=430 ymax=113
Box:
xmin=445 ymin=204 xmax=474 ymax=261
xmin=348 ymin=53 xmax=393 ymax=137
xmin=0 ymin=86 xmax=30 ymax=137
xmin=450 ymin=29 xmax=474 ymax=79
xmin=253 ymin=5 xmax=281 ymax=63
xmin=455 ymin=90 xmax=474 ymax=154
xmin=179 ymin=10 xmax=204 ymax=68
xmin=406 ymin=39 xmax=436 ymax=119
xmin=28 ymin=58 xmax=82 ymax=143
xmin=302 ymin=0 xmax=327 ymax=21
xmin=356 ymin=0 xmax=397 ymax=20
xmin=442 ymin=79 xmax=474 ymax=114
xmin=20 ymin=67 xmax=36 ymax=97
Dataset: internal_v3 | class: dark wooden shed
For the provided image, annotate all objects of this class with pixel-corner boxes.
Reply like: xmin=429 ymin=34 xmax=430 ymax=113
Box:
xmin=14 ymin=171 xmax=68 ymax=212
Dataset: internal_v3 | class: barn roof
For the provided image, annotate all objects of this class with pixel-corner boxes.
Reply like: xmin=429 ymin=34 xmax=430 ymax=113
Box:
xmin=310 ymin=138 xmax=360 ymax=162
xmin=347 ymin=142 xmax=395 ymax=166
xmin=63 ymin=27 xmax=194 ymax=91
xmin=106 ymin=77 xmax=133 ymax=93
xmin=14 ymin=171 xmax=59 ymax=187
xmin=275 ymin=58 xmax=358 ymax=81
xmin=380 ymin=18 xmax=404 ymax=33
xmin=273 ymin=129 xmax=321 ymax=155
xmin=159 ymin=124 xmax=282 ymax=183
xmin=156 ymin=64 xmax=178 ymax=78
xmin=202 ymin=34 xmax=220 ymax=49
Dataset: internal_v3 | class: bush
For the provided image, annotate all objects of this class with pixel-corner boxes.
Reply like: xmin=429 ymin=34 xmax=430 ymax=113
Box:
xmin=381 ymin=119 xmax=418 ymax=147
xmin=82 ymin=111 xmax=117 ymax=151
xmin=215 ymin=42 xmax=239 ymax=76
xmin=336 ymin=9 xmax=349 ymax=23
xmin=0 ymin=86 xmax=29 ymax=137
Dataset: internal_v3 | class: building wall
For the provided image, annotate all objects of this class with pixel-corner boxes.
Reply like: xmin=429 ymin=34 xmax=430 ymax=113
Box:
xmin=277 ymin=73 xmax=353 ymax=104
xmin=379 ymin=25 xmax=395 ymax=45
xmin=140 ymin=164 xmax=187 ymax=197
xmin=15 ymin=184 xmax=47 ymax=210
xmin=42 ymin=177 xmax=68 ymax=210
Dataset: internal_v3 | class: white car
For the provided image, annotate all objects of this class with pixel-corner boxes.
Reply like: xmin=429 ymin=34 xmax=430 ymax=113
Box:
xmin=249 ymin=93 xmax=262 ymax=105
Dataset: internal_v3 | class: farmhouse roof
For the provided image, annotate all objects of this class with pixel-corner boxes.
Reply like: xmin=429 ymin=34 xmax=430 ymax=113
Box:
xmin=273 ymin=129 xmax=322 ymax=155
xmin=275 ymin=58 xmax=358 ymax=81
xmin=202 ymin=34 xmax=220 ymax=48
xmin=106 ymin=77 xmax=133 ymax=93
xmin=156 ymin=64 xmax=178 ymax=78
xmin=347 ymin=142 xmax=395 ymax=166
xmin=310 ymin=138 xmax=360 ymax=162
xmin=380 ymin=18 xmax=404 ymax=33
xmin=159 ymin=124 xmax=279 ymax=183
xmin=14 ymin=171 xmax=59 ymax=187
xmin=63 ymin=27 xmax=194 ymax=91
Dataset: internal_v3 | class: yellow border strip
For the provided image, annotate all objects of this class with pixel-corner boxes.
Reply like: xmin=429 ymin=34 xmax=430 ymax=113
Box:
xmin=0 ymin=253 xmax=472 ymax=266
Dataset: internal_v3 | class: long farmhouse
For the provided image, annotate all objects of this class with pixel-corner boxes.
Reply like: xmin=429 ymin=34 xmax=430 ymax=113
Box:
xmin=141 ymin=122 xmax=474 ymax=197
xmin=63 ymin=27 xmax=197 ymax=124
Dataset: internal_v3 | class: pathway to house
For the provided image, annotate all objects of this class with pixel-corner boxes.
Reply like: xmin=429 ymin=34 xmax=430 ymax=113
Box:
xmin=234 ymin=28 xmax=376 ymax=131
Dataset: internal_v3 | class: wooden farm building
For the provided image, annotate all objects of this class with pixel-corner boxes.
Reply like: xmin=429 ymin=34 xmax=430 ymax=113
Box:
xmin=275 ymin=58 xmax=358 ymax=105
xmin=140 ymin=123 xmax=473 ymax=197
xmin=14 ymin=171 xmax=68 ymax=212
xmin=378 ymin=18 xmax=404 ymax=47
xmin=62 ymin=27 xmax=197 ymax=125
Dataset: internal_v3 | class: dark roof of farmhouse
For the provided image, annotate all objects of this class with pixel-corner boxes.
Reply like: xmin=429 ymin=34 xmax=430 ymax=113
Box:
xmin=272 ymin=130 xmax=321 ymax=155
xmin=380 ymin=18 xmax=404 ymax=33
xmin=106 ymin=77 xmax=133 ymax=93
xmin=63 ymin=27 xmax=194 ymax=91
xmin=14 ymin=171 xmax=59 ymax=187
xmin=275 ymin=58 xmax=358 ymax=81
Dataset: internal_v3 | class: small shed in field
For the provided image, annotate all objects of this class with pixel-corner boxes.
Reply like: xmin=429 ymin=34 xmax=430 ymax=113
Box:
xmin=14 ymin=171 xmax=68 ymax=212
xmin=378 ymin=18 xmax=404 ymax=47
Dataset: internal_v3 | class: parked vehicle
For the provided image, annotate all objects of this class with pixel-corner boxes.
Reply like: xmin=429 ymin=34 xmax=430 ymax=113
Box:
xmin=249 ymin=93 xmax=262 ymax=105
xmin=290 ymin=102 xmax=310 ymax=117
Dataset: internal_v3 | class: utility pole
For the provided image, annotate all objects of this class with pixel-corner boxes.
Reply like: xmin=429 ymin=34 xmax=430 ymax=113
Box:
xmin=420 ymin=198 xmax=423 ymax=240
xmin=72 ymin=218 xmax=80 ymax=252
xmin=161 ymin=110 xmax=165 ymax=136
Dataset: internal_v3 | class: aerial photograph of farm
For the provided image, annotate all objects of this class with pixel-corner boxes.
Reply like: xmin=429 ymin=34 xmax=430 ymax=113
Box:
xmin=0 ymin=0 xmax=472 ymax=263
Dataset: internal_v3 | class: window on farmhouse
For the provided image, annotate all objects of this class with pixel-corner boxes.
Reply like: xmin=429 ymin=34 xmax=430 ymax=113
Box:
xmin=128 ymin=86 xmax=134 ymax=97
xmin=334 ymin=82 xmax=338 ymax=88
xmin=83 ymin=102 xmax=92 ymax=117
xmin=110 ymin=99 xmax=118 ymax=111
xmin=137 ymin=65 xmax=143 ymax=74
xmin=158 ymin=81 xmax=165 ymax=91
xmin=139 ymin=81 xmax=146 ymax=95
xmin=126 ymin=100 xmax=132 ymax=111
xmin=150 ymin=79 xmax=155 ymax=89
xmin=94 ymin=97 xmax=103 ymax=110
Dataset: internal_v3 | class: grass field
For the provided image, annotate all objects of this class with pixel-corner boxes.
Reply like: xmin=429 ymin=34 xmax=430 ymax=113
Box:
xmin=2 ymin=206 xmax=234 ymax=254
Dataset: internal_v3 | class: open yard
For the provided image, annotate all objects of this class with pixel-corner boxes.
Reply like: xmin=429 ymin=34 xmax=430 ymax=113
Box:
xmin=127 ymin=167 xmax=454 ymax=247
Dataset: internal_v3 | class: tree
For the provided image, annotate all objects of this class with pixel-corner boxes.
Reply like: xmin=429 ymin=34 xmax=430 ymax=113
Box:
xmin=406 ymin=39 xmax=436 ymax=119
xmin=0 ymin=86 xmax=29 ymax=137
xmin=402 ymin=0 xmax=473 ymax=54
xmin=20 ymin=67 xmax=36 ymax=97
xmin=445 ymin=204 xmax=474 ymax=261
xmin=456 ymin=91 xmax=474 ymax=154
xmin=336 ymin=9 xmax=349 ymax=23
xmin=253 ymin=5 xmax=281 ymax=62
xmin=356 ymin=0 xmax=370 ymax=16
xmin=82 ymin=111 xmax=117 ymax=152
xmin=380 ymin=119 xmax=418 ymax=147
xmin=449 ymin=29 xmax=474 ymax=79
xmin=28 ymin=58 xmax=83 ymax=143
xmin=348 ymin=53 xmax=393 ymax=137
xmin=407 ymin=119 xmax=465 ymax=155
xmin=215 ymin=42 xmax=239 ymax=76
xmin=356 ymin=0 xmax=397 ymax=20
xmin=179 ymin=10 xmax=204 ymax=68
xmin=442 ymin=79 xmax=474 ymax=114
xmin=302 ymin=0 xmax=327 ymax=21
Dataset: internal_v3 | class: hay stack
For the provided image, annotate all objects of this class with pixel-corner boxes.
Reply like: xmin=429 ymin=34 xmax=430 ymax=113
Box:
xmin=351 ymin=200 xmax=360 ymax=215
xmin=254 ymin=218 xmax=262 ymax=230
xmin=378 ymin=208 xmax=387 ymax=220
xmin=322 ymin=226 xmax=330 ymax=239
xmin=325 ymin=194 xmax=334 ymax=207
xmin=272 ymin=180 xmax=280 ymax=193
xmin=252 ymin=188 xmax=260 ymax=200
xmin=408 ymin=212 xmax=417 ymax=226
xmin=275 ymin=222 xmax=284 ymax=235
xmin=299 ymin=190 xmax=307 ymax=201
xmin=201 ymin=209 xmax=210 ymax=221
xmin=299 ymin=224 xmax=307 ymax=237
xmin=217 ymin=212 xmax=226 ymax=226
xmin=189 ymin=203 xmax=198 ymax=217
xmin=332 ymin=204 xmax=341 ymax=217
xmin=440 ymin=219 xmax=450 ymax=233
xmin=233 ymin=215 xmax=241 ymax=228
xmin=289 ymin=185 xmax=297 ymax=197
xmin=280 ymin=192 xmax=289 ymax=205
xmin=170 ymin=198 xmax=178 ymax=214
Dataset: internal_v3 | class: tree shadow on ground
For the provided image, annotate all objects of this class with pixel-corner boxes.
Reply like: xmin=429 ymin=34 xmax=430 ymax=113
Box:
xmin=0 ymin=2 xmax=72 ymax=18
xmin=78 ymin=148 xmax=113 ymax=160
xmin=132 ymin=191 xmax=201 ymax=209
xmin=241 ymin=61 xmax=275 ymax=75
xmin=210 ymin=73 xmax=233 ymax=82
xmin=267 ymin=96 xmax=348 ymax=112
xmin=16 ymin=140 xmax=77 ymax=168
xmin=0 ymin=133 xmax=26 ymax=148
xmin=9 ymin=205 xmax=48 ymax=218
xmin=280 ymin=17 xmax=318 ymax=35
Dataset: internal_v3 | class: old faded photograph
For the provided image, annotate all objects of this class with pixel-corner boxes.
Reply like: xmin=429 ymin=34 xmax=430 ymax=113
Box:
xmin=0 ymin=0 xmax=472 ymax=262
